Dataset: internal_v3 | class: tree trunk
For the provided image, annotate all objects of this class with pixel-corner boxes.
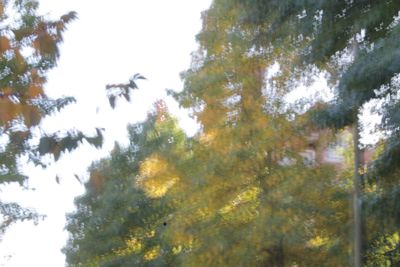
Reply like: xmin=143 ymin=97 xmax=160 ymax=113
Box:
xmin=353 ymin=119 xmax=362 ymax=267
xmin=265 ymin=242 xmax=285 ymax=267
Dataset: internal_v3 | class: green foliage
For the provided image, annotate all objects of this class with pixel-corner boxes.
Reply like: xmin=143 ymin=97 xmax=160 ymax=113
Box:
xmin=0 ymin=201 xmax=45 ymax=240
xmin=36 ymin=128 xmax=103 ymax=161
xmin=366 ymin=232 xmax=400 ymax=266
xmin=233 ymin=0 xmax=400 ymax=134
xmin=64 ymin=102 xmax=188 ymax=266
xmin=105 ymin=73 xmax=146 ymax=109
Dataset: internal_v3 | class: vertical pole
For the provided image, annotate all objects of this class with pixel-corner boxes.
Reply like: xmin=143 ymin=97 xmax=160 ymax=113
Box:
xmin=353 ymin=118 xmax=362 ymax=267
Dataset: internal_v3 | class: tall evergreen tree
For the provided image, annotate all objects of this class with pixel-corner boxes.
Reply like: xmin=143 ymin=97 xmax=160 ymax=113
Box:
xmin=64 ymin=101 xmax=189 ymax=266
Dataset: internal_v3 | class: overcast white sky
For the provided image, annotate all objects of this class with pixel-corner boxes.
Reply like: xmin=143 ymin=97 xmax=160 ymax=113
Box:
xmin=0 ymin=1 xmax=211 ymax=266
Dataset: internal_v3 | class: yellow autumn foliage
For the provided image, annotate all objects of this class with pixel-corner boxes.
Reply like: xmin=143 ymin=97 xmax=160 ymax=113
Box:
xmin=137 ymin=153 xmax=179 ymax=198
xmin=307 ymin=235 xmax=329 ymax=248
xmin=143 ymin=246 xmax=160 ymax=261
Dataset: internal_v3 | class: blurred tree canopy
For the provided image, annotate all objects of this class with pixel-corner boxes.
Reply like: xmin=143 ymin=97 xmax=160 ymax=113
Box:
xmin=64 ymin=102 xmax=351 ymax=266
xmin=16 ymin=0 xmax=400 ymax=266
xmin=226 ymin=1 xmax=400 ymax=265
